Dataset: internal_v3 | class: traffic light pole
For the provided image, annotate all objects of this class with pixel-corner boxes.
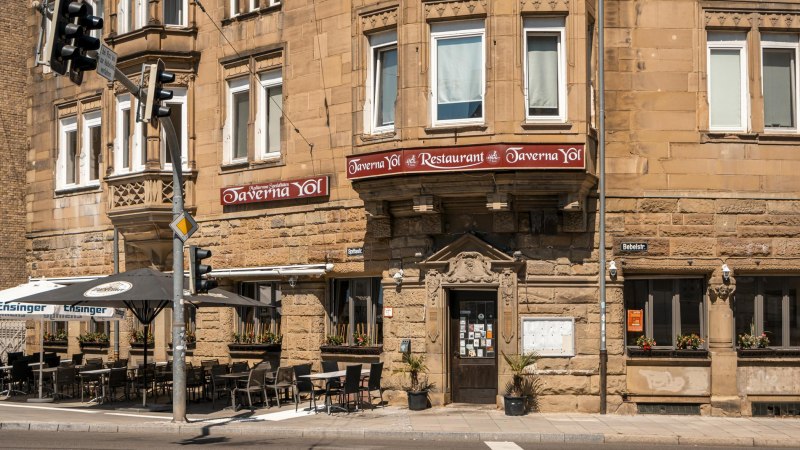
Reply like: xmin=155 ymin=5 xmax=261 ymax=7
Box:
xmin=112 ymin=67 xmax=187 ymax=422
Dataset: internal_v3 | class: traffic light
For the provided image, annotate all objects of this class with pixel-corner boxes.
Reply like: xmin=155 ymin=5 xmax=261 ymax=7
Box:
xmin=142 ymin=60 xmax=175 ymax=122
xmin=47 ymin=0 xmax=103 ymax=85
xmin=189 ymin=245 xmax=218 ymax=294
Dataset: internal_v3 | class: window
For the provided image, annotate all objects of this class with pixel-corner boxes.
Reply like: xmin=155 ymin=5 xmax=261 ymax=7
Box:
xmin=430 ymin=20 xmax=485 ymax=125
xmin=329 ymin=278 xmax=383 ymax=346
xmin=85 ymin=113 xmax=102 ymax=182
xmin=89 ymin=320 xmax=108 ymax=336
xmin=57 ymin=111 xmax=102 ymax=191
xmin=268 ymin=0 xmax=281 ymax=6
xmin=524 ymin=17 xmax=566 ymax=121
xmin=735 ymin=276 xmax=800 ymax=348
xmin=163 ymin=0 xmax=187 ymax=26
xmin=624 ymin=278 xmax=706 ymax=349
xmin=45 ymin=322 xmax=68 ymax=341
xmin=761 ymin=34 xmax=800 ymax=131
xmin=707 ymin=32 xmax=748 ymax=131
xmin=58 ymin=117 xmax=79 ymax=188
xmin=236 ymin=282 xmax=282 ymax=341
xmin=159 ymin=88 xmax=188 ymax=171
xmin=117 ymin=0 xmax=146 ymax=34
xmin=224 ymin=78 xmax=250 ymax=164
xmin=256 ymin=71 xmax=282 ymax=160
xmin=230 ymin=0 xmax=257 ymax=17
xmin=366 ymin=31 xmax=397 ymax=133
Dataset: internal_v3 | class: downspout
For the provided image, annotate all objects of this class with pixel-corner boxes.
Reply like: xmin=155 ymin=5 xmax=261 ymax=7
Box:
xmin=598 ymin=0 xmax=608 ymax=414
xmin=113 ymin=227 xmax=120 ymax=360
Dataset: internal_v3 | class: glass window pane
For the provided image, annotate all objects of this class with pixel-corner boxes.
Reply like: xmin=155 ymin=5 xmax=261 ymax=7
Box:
xmin=789 ymin=279 xmax=800 ymax=347
xmin=267 ymin=85 xmax=282 ymax=153
xmin=734 ymin=276 xmax=757 ymax=338
xmin=437 ymin=35 xmax=482 ymax=120
xmin=763 ymin=283 xmax=783 ymax=346
xmin=163 ymin=0 xmax=182 ymax=25
xmin=165 ymin=103 xmax=182 ymax=165
xmin=679 ymin=279 xmax=703 ymax=337
xmin=66 ymin=129 xmax=78 ymax=184
xmin=376 ymin=47 xmax=397 ymax=127
xmin=709 ymin=48 xmax=743 ymax=128
xmin=651 ymin=280 xmax=673 ymax=346
xmin=122 ymin=109 xmax=130 ymax=169
xmin=141 ymin=123 xmax=148 ymax=167
xmin=90 ymin=125 xmax=101 ymax=181
xmin=233 ymin=91 xmax=249 ymax=160
xmin=763 ymin=48 xmax=796 ymax=128
xmin=527 ymin=34 xmax=559 ymax=116
xmin=624 ymin=280 xmax=648 ymax=345
xmin=351 ymin=279 xmax=369 ymax=344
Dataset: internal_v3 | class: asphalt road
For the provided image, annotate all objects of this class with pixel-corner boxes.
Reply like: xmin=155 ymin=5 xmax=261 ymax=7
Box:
xmin=0 ymin=431 xmax=792 ymax=450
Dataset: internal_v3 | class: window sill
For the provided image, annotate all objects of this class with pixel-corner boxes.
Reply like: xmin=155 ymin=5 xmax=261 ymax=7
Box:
xmin=424 ymin=124 xmax=488 ymax=134
xmin=250 ymin=157 xmax=285 ymax=169
xmin=520 ymin=121 xmax=576 ymax=133
xmin=222 ymin=4 xmax=281 ymax=26
xmin=359 ymin=131 xmax=397 ymax=143
xmin=54 ymin=184 xmax=102 ymax=197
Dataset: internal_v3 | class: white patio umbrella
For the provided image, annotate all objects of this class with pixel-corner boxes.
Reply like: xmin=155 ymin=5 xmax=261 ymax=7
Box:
xmin=0 ymin=280 xmax=124 ymax=402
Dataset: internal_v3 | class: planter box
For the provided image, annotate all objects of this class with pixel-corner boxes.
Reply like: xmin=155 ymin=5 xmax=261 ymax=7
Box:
xmin=673 ymin=349 xmax=708 ymax=358
xmin=227 ymin=343 xmax=281 ymax=352
xmin=43 ymin=340 xmax=68 ymax=348
xmin=737 ymin=348 xmax=776 ymax=358
xmin=79 ymin=342 xmax=110 ymax=349
xmin=130 ymin=342 xmax=154 ymax=349
xmin=628 ymin=348 xmax=707 ymax=358
xmin=319 ymin=345 xmax=383 ymax=355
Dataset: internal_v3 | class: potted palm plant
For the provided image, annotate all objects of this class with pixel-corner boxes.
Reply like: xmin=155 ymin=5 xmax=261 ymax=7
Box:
xmin=502 ymin=351 xmax=539 ymax=416
xmin=393 ymin=353 xmax=431 ymax=411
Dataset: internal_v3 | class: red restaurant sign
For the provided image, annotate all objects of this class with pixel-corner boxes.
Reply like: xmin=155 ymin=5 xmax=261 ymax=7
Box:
xmin=220 ymin=176 xmax=329 ymax=206
xmin=346 ymin=144 xmax=585 ymax=180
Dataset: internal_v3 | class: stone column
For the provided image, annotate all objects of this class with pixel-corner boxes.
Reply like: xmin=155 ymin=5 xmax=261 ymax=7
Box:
xmin=708 ymin=272 xmax=740 ymax=415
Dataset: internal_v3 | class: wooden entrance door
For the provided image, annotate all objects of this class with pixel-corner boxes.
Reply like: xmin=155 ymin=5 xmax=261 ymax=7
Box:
xmin=449 ymin=290 xmax=498 ymax=404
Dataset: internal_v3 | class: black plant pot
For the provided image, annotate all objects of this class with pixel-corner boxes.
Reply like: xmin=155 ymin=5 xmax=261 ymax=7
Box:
xmin=504 ymin=395 xmax=526 ymax=416
xmin=407 ymin=390 xmax=429 ymax=411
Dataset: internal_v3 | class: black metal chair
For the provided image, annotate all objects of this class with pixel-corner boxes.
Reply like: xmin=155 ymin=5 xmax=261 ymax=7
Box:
xmin=79 ymin=361 xmax=103 ymax=402
xmin=231 ymin=361 xmax=249 ymax=373
xmin=6 ymin=359 xmax=34 ymax=396
xmin=54 ymin=365 xmax=77 ymax=399
xmin=293 ymin=364 xmax=324 ymax=412
xmin=340 ymin=364 xmax=362 ymax=413
xmin=107 ymin=368 xmax=128 ymax=402
xmin=267 ymin=366 xmax=294 ymax=408
xmin=71 ymin=353 xmax=84 ymax=366
xmin=44 ymin=353 xmax=61 ymax=368
xmin=111 ymin=358 xmax=128 ymax=369
xmin=185 ymin=366 xmax=205 ymax=401
xmin=209 ymin=364 xmax=230 ymax=408
xmin=233 ymin=365 xmax=270 ymax=410
xmin=7 ymin=352 xmax=24 ymax=366
xmin=321 ymin=360 xmax=341 ymax=388
xmin=360 ymin=362 xmax=384 ymax=408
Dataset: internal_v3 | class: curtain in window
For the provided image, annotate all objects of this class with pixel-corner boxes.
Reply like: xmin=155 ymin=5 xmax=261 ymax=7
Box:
xmin=763 ymin=48 xmax=796 ymax=128
xmin=163 ymin=0 xmax=182 ymax=25
xmin=376 ymin=48 xmax=397 ymax=127
xmin=437 ymin=35 xmax=482 ymax=118
xmin=233 ymin=91 xmax=249 ymax=160
xmin=267 ymin=85 xmax=282 ymax=153
xmin=709 ymin=49 xmax=742 ymax=128
xmin=527 ymin=34 xmax=559 ymax=115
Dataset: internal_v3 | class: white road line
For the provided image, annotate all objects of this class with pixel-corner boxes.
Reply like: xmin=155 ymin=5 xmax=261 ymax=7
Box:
xmin=251 ymin=408 xmax=317 ymax=421
xmin=484 ymin=442 xmax=523 ymax=450
xmin=104 ymin=413 xmax=172 ymax=420
xmin=0 ymin=403 xmax=100 ymax=414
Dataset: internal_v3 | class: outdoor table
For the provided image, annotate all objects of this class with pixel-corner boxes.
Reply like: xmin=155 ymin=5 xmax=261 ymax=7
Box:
xmin=217 ymin=372 xmax=250 ymax=410
xmin=79 ymin=368 xmax=111 ymax=404
xmin=299 ymin=368 xmax=370 ymax=414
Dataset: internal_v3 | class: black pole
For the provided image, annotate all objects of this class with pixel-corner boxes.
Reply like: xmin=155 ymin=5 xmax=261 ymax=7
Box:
xmin=143 ymin=322 xmax=148 ymax=408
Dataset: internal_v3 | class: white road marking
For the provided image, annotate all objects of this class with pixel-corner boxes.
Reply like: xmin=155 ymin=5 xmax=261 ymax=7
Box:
xmin=0 ymin=403 xmax=100 ymax=414
xmin=251 ymin=407 xmax=317 ymax=421
xmin=485 ymin=442 xmax=523 ymax=450
xmin=104 ymin=413 xmax=173 ymax=420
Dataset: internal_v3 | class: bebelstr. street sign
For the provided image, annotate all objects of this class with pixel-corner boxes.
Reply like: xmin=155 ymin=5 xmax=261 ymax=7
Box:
xmin=170 ymin=212 xmax=199 ymax=242
xmin=96 ymin=44 xmax=118 ymax=81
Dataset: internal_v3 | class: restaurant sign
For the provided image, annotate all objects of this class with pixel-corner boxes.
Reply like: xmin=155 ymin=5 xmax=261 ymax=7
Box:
xmin=346 ymin=144 xmax=585 ymax=180
xmin=220 ymin=176 xmax=329 ymax=206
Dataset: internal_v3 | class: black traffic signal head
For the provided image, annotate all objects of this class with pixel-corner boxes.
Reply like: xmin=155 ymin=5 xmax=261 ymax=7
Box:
xmin=189 ymin=245 xmax=218 ymax=294
xmin=47 ymin=0 xmax=103 ymax=85
xmin=143 ymin=60 xmax=175 ymax=122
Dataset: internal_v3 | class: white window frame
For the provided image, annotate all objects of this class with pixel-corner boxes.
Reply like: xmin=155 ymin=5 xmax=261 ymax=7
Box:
xmin=56 ymin=116 xmax=79 ymax=191
xmin=430 ymin=20 xmax=486 ymax=126
xmin=82 ymin=110 xmax=103 ymax=184
xmin=761 ymin=33 xmax=800 ymax=133
xmin=117 ymin=0 xmax=147 ymax=34
xmin=707 ymin=32 xmax=749 ymax=132
xmin=365 ymin=31 xmax=397 ymax=134
xmin=163 ymin=0 xmax=188 ymax=27
xmin=255 ymin=70 xmax=282 ymax=161
xmin=114 ymin=94 xmax=145 ymax=174
xmin=523 ymin=17 xmax=567 ymax=123
xmin=159 ymin=88 xmax=189 ymax=172
xmin=224 ymin=77 xmax=250 ymax=165
xmin=230 ymin=0 xmax=257 ymax=17
xmin=268 ymin=0 xmax=280 ymax=6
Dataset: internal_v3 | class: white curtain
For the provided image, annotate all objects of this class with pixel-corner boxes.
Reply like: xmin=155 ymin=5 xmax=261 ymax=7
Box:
xmin=267 ymin=85 xmax=282 ymax=153
xmin=377 ymin=48 xmax=397 ymax=126
xmin=437 ymin=35 xmax=482 ymax=104
xmin=527 ymin=35 xmax=559 ymax=112
xmin=709 ymin=49 xmax=742 ymax=128
xmin=763 ymin=48 xmax=796 ymax=128
xmin=233 ymin=91 xmax=249 ymax=160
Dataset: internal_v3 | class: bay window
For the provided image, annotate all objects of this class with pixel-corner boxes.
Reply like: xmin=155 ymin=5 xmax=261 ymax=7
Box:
xmin=734 ymin=276 xmax=800 ymax=348
xmin=329 ymin=278 xmax=383 ymax=346
xmin=114 ymin=94 xmax=145 ymax=174
xmin=117 ymin=0 xmax=147 ymax=34
xmin=624 ymin=278 xmax=706 ymax=349
xmin=431 ymin=20 xmax=485 ymax=125
xmin=707 ymin=32 xmax=748 ymax=131
xmin=159 ymin=88 xmax=188 ymax=171
xmin=524 ymin=17 xmax=566 ymax=121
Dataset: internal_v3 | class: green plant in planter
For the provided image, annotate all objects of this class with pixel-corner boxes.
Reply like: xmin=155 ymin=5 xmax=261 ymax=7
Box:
xmin=325 ymin=335 xmax=344 ymax=346
xmin=44 ymin=330 xmax=68 ymax=342
xmin=130 ymin=330 xmax=154 ymax=344
xmin=501 ymin=351 xmax=540 ymax=415
xmin=78 ymin=332 xmax=110 ymax=344
xmin=393 ymin=353 xmax=433 ymax=411
xmin=353 ymin=332 xmax=369 ymax=347
xmin=635 ymin=335 xmax=656 ymax=351
xmin=675 ymin=333 xmax=704 ymax=350
xmin=185 ymin=329 xmax=196 ymax=344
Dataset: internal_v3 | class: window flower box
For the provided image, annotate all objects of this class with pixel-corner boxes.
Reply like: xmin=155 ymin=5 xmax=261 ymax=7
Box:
xmin=673 ymin=349 xmax=708 ymax=358
xmin=737 ymin=348 xmax=776 ymax=358
xmin=79 ymin=341 xmax=110 ymax=350
xmin=227 ymin=343 xmax=281 ymax=352
xmin=130 ymin=342 xmax=154 ymax=349
xmin=43 ymin=340 xmax=68 ymax=349
xmin=319 ymin=345 xmax=383 ymax=356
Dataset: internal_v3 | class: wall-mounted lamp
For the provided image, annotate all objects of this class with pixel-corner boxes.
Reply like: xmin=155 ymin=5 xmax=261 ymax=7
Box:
xmin=721 ymin=264 xmax=731 ymax=281
xmin=608 ymin=261 xmax=618 ymax=278
xmin=288 ymin=276 xmax=298 ymax=288
xmin=393 ymin=269 xmax=404 ymax=285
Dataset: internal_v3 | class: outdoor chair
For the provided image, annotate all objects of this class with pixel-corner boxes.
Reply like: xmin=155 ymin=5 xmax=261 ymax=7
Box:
xmin=6 ymin=359 xmax=34 ymax=396
xmin=7 ymin=352 xmax=24 ymax=366
xmin=185 ymin=366 xmax=205 ymax=401
xmin=111 ymin=358 xmax=128 ymax=369
xmin=86 ymin=358 xmax=103 ymax=366
xmin=360 ymin=362 xmax=384 ymax=409
xmin=293 ymin=364 xmax=323 ymax=413
xmin=233 ymin=365 xmax=270 ymax=410
xmin=155 ymin=361 xmax=173 ymax=398
xmin=209 ymin=364 xmax=230 ymax=408
xmin=340 ymin=364 xmax=363 ymax=413
xmin=200 ymin=359 xmax=219 ymax=372
xmin=71 ymin=353 xmax=84 ymax=366
xmin=106 ymin=368 xmax=128 ymax=402
xmin=267 ymin=366 xmax=294 ymax=408
xmin=54 ymin=366 xmax=77 ymax=399
xmin=231 ymin=361 xmax=249 ymax=373
xmin=131 ymin=363 xmax=155 ymax=401
xmin=79 ymin=361 xmax=103 ymax=402
xmin=321 ymin=360 xmax=342 ymax=391
xmin=44 ymin=353 xmax=61 ymax=368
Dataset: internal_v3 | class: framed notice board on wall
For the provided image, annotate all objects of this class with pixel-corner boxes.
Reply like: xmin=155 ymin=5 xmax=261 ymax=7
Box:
xmin=521 ymin=317 xmax=575 ymax=357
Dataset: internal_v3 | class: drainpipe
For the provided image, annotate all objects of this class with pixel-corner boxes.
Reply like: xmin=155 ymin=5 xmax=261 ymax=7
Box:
xmin=598 ymin=0 xmax=608 ymax=415
xmin=113 ymin=227 xmax=120 ymax=361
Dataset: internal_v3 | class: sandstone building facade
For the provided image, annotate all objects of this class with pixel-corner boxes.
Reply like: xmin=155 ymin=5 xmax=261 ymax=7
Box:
xmin=23 ymin=0 xmax=800 ymax=415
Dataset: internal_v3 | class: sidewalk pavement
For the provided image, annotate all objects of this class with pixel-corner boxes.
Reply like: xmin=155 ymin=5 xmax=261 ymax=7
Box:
xmin=0 ymin=399 xmax=798 ymax=447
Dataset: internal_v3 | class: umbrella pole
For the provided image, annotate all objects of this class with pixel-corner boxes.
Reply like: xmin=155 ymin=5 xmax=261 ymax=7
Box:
xmin=143 ymin=323 xmax=148 ymax=408
xmin=28 ymin=318 xmax=52 ymax=403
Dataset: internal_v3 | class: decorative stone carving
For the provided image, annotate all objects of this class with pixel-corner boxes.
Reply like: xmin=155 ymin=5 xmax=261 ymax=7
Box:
xmin=709 ymin=284 xmax=735 ymax=304
xmin=445 ymin=252 xmax=496 ymax=283
xmin=360 ymin=8 xmax=398 ymax=32
xmin=426 ymin=269 xmax=442 ymax=343
xmin=424 ymin=0 xmax=488 ymax=19
xmin=426 ymin=269 xmax=441 ymax=307
xmin=500 ymin=269 xmax=515 ymax=307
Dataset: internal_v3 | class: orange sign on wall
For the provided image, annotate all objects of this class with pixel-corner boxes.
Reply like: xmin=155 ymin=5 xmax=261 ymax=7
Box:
xmin=627 ymin=310 xmax=644 ymax=332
